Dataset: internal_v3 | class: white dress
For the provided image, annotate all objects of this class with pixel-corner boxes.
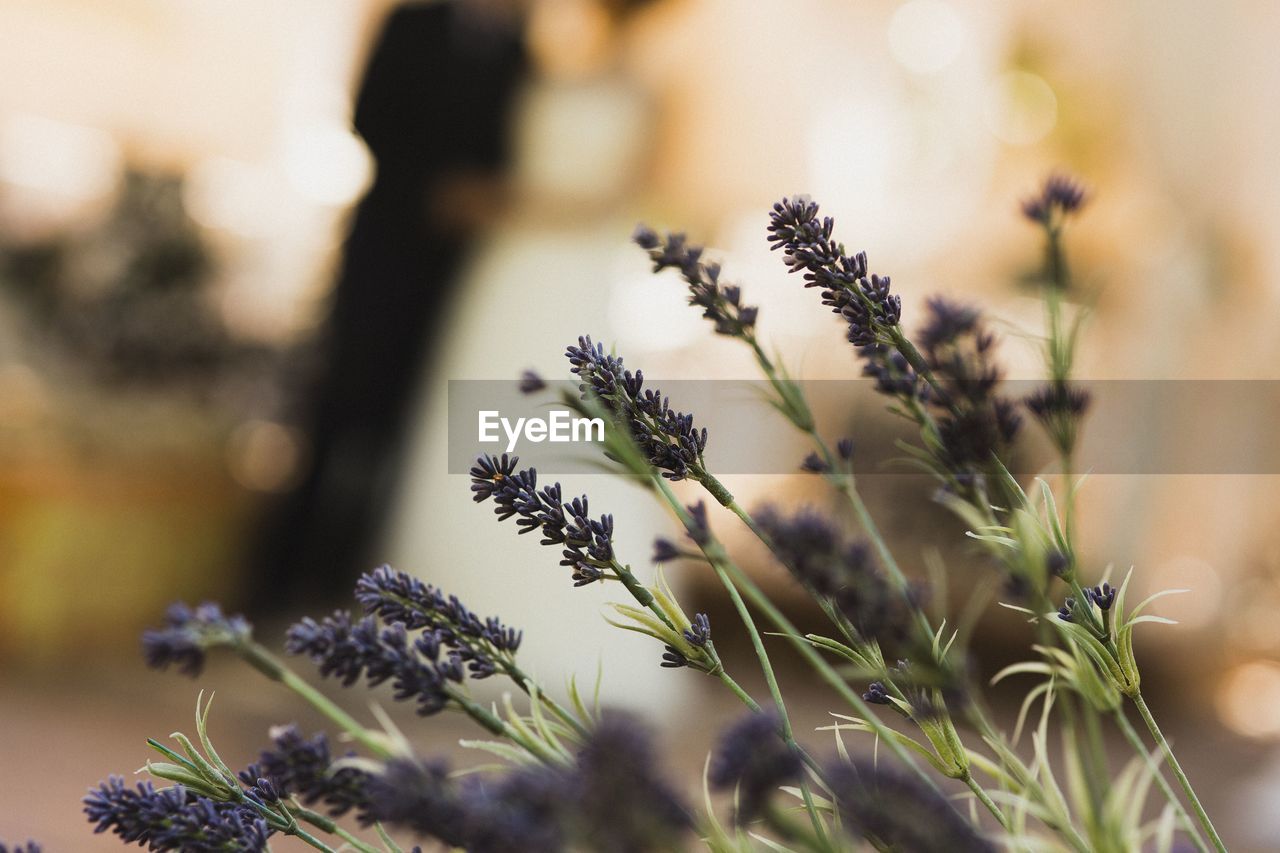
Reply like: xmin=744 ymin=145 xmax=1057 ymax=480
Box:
xmin=383 ymin=73 xmax=683 ymax=716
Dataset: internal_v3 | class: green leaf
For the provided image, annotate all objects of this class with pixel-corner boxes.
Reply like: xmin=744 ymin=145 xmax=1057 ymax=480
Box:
xmin=458 ymin=739 xmax=537 ymax=766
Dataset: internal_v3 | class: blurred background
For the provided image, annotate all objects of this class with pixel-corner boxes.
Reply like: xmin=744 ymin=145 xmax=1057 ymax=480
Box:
xmin=2 ymin=0 xmax=1280 ymax=848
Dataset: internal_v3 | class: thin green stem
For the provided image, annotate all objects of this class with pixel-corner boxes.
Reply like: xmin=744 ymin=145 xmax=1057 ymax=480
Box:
xmin=369 ymin=589 xmax=592 ymax=740
xmin=963 ymin=773 xmax=1010 ymax=832
xmin=445 ymin=686 xmax=568 ymax=766
xmin=965 ymin=703 xmax=1093 ymax=853
xmin=708 ymin=557 xmax=831 ymax=848
xmin=237 ymin=641 xmax=392 ymax=759
xmin=649 ymin=478 xmax=942 ymax=793
xmin=1079 ymin=699 xmax=1111 ymax=812
xmin=289 ymin=805 xmax=382 ymax=853
xmin=716 ymin=670 xmax=761 ymax=713
xmin=763 ymin=802 xmax=831 ymax=853
xmin=289 ymin=827 xmax=339 ymax=852
xmin=1113 ymin=709 xmax=1208 ymax=853
xmin=1132 ymin=693 xmax=1227 ymax=853
xmin=497 ymin=657 xmax=591 ymax=740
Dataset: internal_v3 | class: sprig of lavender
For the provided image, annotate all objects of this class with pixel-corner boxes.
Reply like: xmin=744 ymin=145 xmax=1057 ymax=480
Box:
xmin=470 ymin=452 xmax=617 ymax=587
xmin=367 ymin=714 xmax=692 ymax=852
xmin=238 ymin=724 xmax=373 ymax=821
xmin=827 ymin=760 xmax=996 ymax=853
xmin=142 ymin=602 xmax=251 ymax=677
xmin=470 ymin=451 xmax=738 ymax=682
xmin=566 ymin=335 xmax=711 ymax=483
xmin=85 ymin=778 xmax=273 ymax=852
xmin=708 ymin=712 xmax=802 ymax=825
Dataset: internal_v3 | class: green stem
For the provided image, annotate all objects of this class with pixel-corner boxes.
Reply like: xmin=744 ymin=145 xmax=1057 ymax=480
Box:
xmin=290 ymin=806 xmax=382 ymax=853
xmin=498 ymin=657 xmax=591 ymax=740
xmin=1132 ymin=693 xmax=1227 ymax=853
xmin=963 ymin=773 xmax=1010 ymax=832
xmin=965 ymin=704 xmax=1093 ymax=853
xmin=763 ymin=802 xmax=830 ymax=853
xmin=446 ymin=687 xmax=568 ymax=766
xmin=708 ymin=556 xmax=831 ymax=848
xmin=289 ymin=827 xmax=339 ymax=852
xmin=716 ymin=669 xmax=761 ymax=713
xmin=887 ymin=327 xmax=954 ymax=412
xmin=238 ymin=641 xmax=392 ymax=759
xmin=649 ymin=478 xmax=942 ymax=793
xmin=373 ymin=590 xmax=591 ymax=740
xmin=1113 ymin=709 xmax=1208 ymax=853
xmin=1080 ymin=699 xmax=1111 ymax=812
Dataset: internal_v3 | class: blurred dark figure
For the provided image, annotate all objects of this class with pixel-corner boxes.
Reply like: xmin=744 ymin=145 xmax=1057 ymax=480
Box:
xmin=251 ymin=0 xmax=529 ymax=609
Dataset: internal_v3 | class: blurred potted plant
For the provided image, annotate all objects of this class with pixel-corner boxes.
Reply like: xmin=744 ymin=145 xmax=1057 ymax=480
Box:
xmin=0 ymin=170 xmax=283 ymax=664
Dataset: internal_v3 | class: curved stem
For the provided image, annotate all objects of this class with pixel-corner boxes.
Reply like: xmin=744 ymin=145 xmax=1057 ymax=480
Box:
xmin=1132 ymin=693 xmax=1227 ymax=853
xmin=1113 ymin=709 xmax=1208 ymax=853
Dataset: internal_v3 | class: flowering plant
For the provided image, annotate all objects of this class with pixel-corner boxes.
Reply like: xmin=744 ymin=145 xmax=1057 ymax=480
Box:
xmin=15 ymin=176 xmax=1226 ymax=853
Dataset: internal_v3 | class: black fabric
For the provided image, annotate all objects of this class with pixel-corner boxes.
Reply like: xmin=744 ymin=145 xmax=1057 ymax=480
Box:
xmin=250 ymin=2 xmax=527 ymax=610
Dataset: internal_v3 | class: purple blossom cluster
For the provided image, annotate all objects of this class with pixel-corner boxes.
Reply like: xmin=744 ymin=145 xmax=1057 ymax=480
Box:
xmin=141 ymin=602 xmax=251 ymax=678
xmin=632 ymin=225 xmax=759 ymax=337
xmin=84 ymin=778 xmax=271 ymax=852
xmin=470 ymin=452 xmax=616 ymax=585
xmin=767 ymin=196 xmax=902 ymax=346
xmin=565 ymin=336 xmax=709 ymax=481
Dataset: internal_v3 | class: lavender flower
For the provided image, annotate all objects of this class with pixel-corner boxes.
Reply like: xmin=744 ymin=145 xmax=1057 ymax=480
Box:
xmin=828 ymin=760 xmax=995 ymax=852
xmin=463 ymin=766 xmax=568 ymax=853
xmin=800 ymin=451 xmax=829 ymax=473
xmin=914 ymin=297 xmax=1022 ymax=480
xmin=1025 ymin=381 xmax=1091 ymax=454
xmin=864 ymin=681 xmax=893 ymax=706
xmin=285 ymin=612 xmax=461 ymax=716
xmin=565 ymin=335 xmax=708 ymax=481
xmin=660 ymin=644 xmax=691 ymax=668
xmin=0 ymin=843 xmax=40 ymax=853
xmin=633 ymin=225 xmax=760 ymax=338
xmin=651 ymin=537 xmax=682 ymax=562
xmin=1021 ymin=173 xmax=1088 ymax=225
xmin=365 ymin=757 xmax=564 ymax=852
xmin=84 ymin=777 xmax=271 ymax=852
xmin=861 ymin=343 xmax=921 ymax=397
xmin=685 ymin=500 xmax=711 ymax=546
xmin=141 ymin=602 xmax=252 ymax=677
xmin=356 ymin=564 xmax=521 ymax=674
xmin=768 ymin=196 xmax=901 ymax=346
xmin=518 ymin=369 xmax=546 ymax=394
xmin=572 ymin=714 xmax=692 ymax=850
xmin=1087 ymin=582 xmax=1116 ymax=611
xmin=683 ymin=612 xmax=711 ymax=647
xmin=237 ymin=724 xmax=371 ymax=820
xmin=754 ymin=506 xmax=909 ymax=646
xmin=709 ymin=712 xmax=802 ymax=824
xmin=470 ymin=453 xmax=616 ymax=586
xmin=371 ymin=715 xmax=689 ymax=852
xmin=1057 ymin=596 xmax=1078 ymax=623
xmin=366 ymin=759 xmax=470 ymax=847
